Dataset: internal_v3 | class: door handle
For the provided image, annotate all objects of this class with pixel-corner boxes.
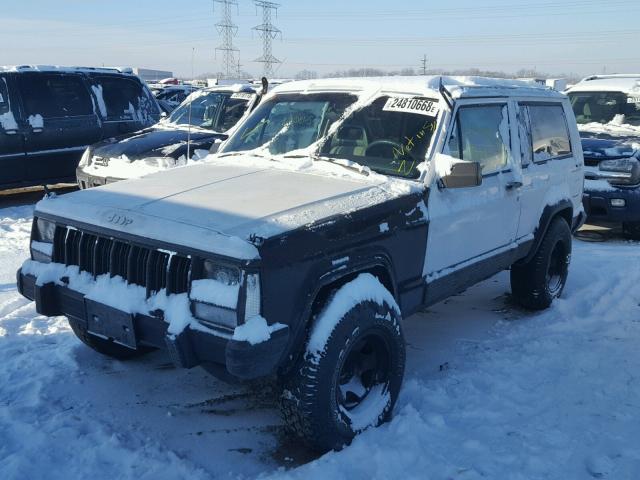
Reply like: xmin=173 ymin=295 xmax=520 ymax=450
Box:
xmin=505 ymin=181 xmax=523 ymax=190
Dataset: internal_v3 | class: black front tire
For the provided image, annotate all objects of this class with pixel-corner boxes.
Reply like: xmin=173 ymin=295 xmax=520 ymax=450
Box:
xmin=281 ymin=282 xmax=405 ymax=452
xmin=511 ymin=217 xmax=572 ymax=310
xmin=623 ymin=222 xmax=640 ymax=241
xmin=69 ymin=319 xmax=154 ymax=360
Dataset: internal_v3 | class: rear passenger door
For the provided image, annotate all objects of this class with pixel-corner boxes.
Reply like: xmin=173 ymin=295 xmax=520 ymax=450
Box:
xmin=0 ymin=73 xmax=26 ymax=186
xmin=17 ymin=72 xmax=101 ymax=183
xmin=515 ymin=102 xmax=577 ymax=238
xmin=425 ymin=100 xmax=522 ymax=276
xmin=88 ymin=75 xmax=160 ymax=139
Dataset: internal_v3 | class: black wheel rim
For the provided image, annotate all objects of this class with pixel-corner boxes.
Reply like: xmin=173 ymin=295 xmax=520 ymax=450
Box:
xmin=546 ymin=241 xmax=567 ymax=295
xmin=337 ymin=332 xmax=391 ymax=413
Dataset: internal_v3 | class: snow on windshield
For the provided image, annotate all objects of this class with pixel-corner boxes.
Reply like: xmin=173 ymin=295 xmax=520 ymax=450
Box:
xmin=221 ymin=89 xmax=440 ymax=180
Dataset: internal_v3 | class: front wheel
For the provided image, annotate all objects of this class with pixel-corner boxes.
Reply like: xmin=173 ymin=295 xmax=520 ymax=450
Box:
xmin=280 ymin=274 xmax=405 ymax=452
xmin=510 ymin=217 xmax=572 ymax=310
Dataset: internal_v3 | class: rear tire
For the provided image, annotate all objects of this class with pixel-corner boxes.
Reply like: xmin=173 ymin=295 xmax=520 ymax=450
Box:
xmin=622 ymin=222 xmax=640 ymax=241
xmin=69 ymin=319 xmax=154 ymax=360
xmin=280 ymin=274 xmax=405 ymax=452
xmin=510 ymin=217 xmax=572 ymax=310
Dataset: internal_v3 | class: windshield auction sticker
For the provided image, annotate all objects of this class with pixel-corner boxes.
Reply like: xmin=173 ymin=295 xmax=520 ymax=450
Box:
xmin=231 ymin=92 xmax=254 ymax=100
xmin=383 ymin=97 xmax=439 ymax=116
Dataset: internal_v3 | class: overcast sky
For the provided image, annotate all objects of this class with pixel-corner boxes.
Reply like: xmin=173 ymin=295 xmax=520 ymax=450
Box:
xmin=2 ymin=0 xmax=638 ymax=78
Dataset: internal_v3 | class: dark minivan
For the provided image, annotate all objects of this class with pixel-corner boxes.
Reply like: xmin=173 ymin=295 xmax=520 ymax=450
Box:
xmin=0 ymin=66 xmax=161 ymax=189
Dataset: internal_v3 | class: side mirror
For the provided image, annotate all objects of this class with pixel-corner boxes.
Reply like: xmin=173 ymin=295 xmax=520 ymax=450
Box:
xmin=441 ymin=161 xmax=482 ymax=188
xmin=209 ymin=135 xmax=229 ymax=154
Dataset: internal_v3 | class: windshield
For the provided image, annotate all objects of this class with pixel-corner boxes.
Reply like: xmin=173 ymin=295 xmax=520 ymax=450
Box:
xmin=222 ymin=92 xmax=357 ymax=154
xmin=569 ymin=91 xmax=640 ymax=126
xmin=168 ymin=91 xmax=253 ymax=132
xmin=222 ymin=92 xmax=439 ymax=179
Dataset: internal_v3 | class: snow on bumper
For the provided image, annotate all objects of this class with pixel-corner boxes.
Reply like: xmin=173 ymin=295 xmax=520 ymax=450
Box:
xmin=16 ymin=265 xmax=289 ymax=380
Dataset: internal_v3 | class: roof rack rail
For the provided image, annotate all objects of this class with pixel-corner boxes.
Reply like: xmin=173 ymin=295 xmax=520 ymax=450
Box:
xmin=582 ymin=74 xmax=640 ymax=82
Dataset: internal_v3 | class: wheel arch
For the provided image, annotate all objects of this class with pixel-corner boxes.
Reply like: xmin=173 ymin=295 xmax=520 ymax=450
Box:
xmin=281 ymin=255 xmax=398 ymax=374
xmin=521 ymin=199 xmax=573 ymax=265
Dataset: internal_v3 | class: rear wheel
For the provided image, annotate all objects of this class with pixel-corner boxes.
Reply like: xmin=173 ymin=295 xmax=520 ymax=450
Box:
xmin=510 ymin=217 xmax=572 ymax=310
xmin=69 ymin=319 xmax=154 ymax=360
xmin=622 ymin=222 xmax=640 ymax=241
xmin=280 ymin=274 xmax=405 ymax=451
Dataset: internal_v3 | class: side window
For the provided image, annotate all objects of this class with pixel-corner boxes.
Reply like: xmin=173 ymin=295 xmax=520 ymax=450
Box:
xmin=448 ymin=104 xmax=510 ymax=175
xmin=218 ymin=98 xmax=250 ymax=132
xmin=0 ymin=76 xmax=18 ymax=131
xmin=0 ymin=77 xmax=9 ymax=115
xmin=527 ymin=104 xmax=572 ymax=162
xmin=92 ymin=75 xmax=160 ymax=122
xmin=18 ymin=74 xmax=93 ymax=118
xmin=517 ymin=105 xmax=533 ymax=167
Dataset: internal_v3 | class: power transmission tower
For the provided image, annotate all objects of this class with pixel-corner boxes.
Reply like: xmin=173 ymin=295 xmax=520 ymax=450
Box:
xmin=253 ymin=1 xmax=282 ymax=77
xmin=420 ymin=55 xmax=428 ymax=75
xmin=213 ymin=0 xmax=239 ymax=78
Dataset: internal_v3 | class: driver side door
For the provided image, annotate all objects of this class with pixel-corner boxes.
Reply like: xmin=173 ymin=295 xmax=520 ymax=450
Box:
xmin=424 ymin=100 xmax=522 ymax=278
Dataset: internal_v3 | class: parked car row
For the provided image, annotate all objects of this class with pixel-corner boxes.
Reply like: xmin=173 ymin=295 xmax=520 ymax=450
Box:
xmin=76 ymin=84 xmax=262 ymax=188
xmin=17 ymin=74 xmax=587 ymax=451
xmin=565 ymin=75 xmax=640 ymax=239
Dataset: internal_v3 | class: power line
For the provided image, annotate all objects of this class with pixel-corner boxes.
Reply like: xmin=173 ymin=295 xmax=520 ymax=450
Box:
xmin=253 ymin=1 xmax=282 ymax=77
xmin=213 ymin=0 xmax=239 ymax=78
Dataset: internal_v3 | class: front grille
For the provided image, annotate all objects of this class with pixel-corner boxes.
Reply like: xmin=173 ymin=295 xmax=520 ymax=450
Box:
xmin=52 ymin=226 xmax=191 ymax=296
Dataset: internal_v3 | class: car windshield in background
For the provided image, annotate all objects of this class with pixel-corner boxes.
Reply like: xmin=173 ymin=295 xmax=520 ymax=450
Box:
xmin=223 ymin=93 xmax=438 ymax=179
xmin=569 ymin=91 xmax=640 ymax=126
xmin=168 ymin=91 xmax=253 ymax=132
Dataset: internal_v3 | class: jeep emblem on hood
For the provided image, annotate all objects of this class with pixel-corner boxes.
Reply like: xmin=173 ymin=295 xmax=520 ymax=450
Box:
xmin=106 ymin=212 xmax=133 ymax=227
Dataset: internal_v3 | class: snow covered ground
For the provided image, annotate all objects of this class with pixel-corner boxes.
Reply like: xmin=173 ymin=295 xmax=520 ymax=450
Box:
xmin=1 ymin=199 xmax=639 ymax=479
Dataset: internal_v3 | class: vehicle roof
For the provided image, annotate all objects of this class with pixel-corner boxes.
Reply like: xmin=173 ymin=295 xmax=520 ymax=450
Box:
xmin=271 ymin=75 xmax=564 ymax=99
xmin=202 ymin=83 xmax=260 ymax=94
xmin=566 ymin=75 xmax=640 ymax=94
xmin=0 ymin=65 xmax=135 ymax=75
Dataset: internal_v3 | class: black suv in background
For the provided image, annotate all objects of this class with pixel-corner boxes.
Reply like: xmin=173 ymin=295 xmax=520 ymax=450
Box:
xmin=0 ymin=66 xmax=161 ymax=190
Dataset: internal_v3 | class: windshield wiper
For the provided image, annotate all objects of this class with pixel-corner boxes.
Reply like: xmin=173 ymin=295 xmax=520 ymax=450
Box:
xmin=283 ymin=153 xmax=369 ymax=176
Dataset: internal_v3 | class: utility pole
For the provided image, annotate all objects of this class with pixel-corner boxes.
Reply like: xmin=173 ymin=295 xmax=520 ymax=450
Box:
xmin=213 ymin=0 xmax=239 ymax=79
xmin=420 ymin=55 xmax=427 ymax=75
xmin=253 ymin=1 xmax=282 ymax=77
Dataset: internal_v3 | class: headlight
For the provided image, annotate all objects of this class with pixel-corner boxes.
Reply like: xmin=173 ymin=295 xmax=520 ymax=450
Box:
xmin=190 ymin=261 xmax=241 ymax=330
xmin=143 ymin=157 xmax=177 ymax=169
xmin=599 ymin=158 xmax=640 ymax=185
xmin=31 ymin=218 xmax=56 ymax=263
xmin=78 ymin=148 xmax=92 ymax=167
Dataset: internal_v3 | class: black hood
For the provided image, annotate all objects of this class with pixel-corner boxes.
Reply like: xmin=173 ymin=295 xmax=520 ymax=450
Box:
xmin=91 ymin=125 xmax=226 ymax=161
xmin=580 ymin=130 xmax=638 ymax=163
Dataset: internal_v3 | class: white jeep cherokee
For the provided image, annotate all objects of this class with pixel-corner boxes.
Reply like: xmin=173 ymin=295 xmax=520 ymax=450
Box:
xmin=17 ymin=76 xmax=585 ymax=451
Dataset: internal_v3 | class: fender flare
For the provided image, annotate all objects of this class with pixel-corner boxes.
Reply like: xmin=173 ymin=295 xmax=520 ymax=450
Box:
xmin=281 ymin=254 xmax=397 ymax=373
xmin=521 ymin=199 xmax=573 ymax=264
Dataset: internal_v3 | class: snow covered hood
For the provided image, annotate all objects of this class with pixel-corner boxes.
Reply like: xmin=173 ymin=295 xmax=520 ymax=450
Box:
xmin=36 ymin=159 xmax=411 ymax=259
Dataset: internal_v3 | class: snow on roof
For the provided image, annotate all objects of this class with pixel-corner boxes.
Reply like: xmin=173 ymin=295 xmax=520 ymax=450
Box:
xmin=203 ymin=83 xmax=259 ymax=94
xmin=0 ymin=65 xmax=134 ymax=75
xmin=271 ymin=75 xmax=562 ymax=99
xmin=566 ymin=75 xmax=640 ymax=94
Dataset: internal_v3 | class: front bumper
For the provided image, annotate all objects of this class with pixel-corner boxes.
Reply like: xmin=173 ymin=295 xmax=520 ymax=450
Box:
xmin=17 ymin=269 xmax=289 ymax=380
xmin=583 ymin=186 xmax=640 ymax=224
xmin=76 ymin=167 xmax=123 ymax=190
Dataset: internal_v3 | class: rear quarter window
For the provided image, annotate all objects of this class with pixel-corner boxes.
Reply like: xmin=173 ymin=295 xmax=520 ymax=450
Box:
xmin=91 ymin=75 xmax=160 ymax=124
xmin=525 ymin=104 xmax=572 ymax=162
